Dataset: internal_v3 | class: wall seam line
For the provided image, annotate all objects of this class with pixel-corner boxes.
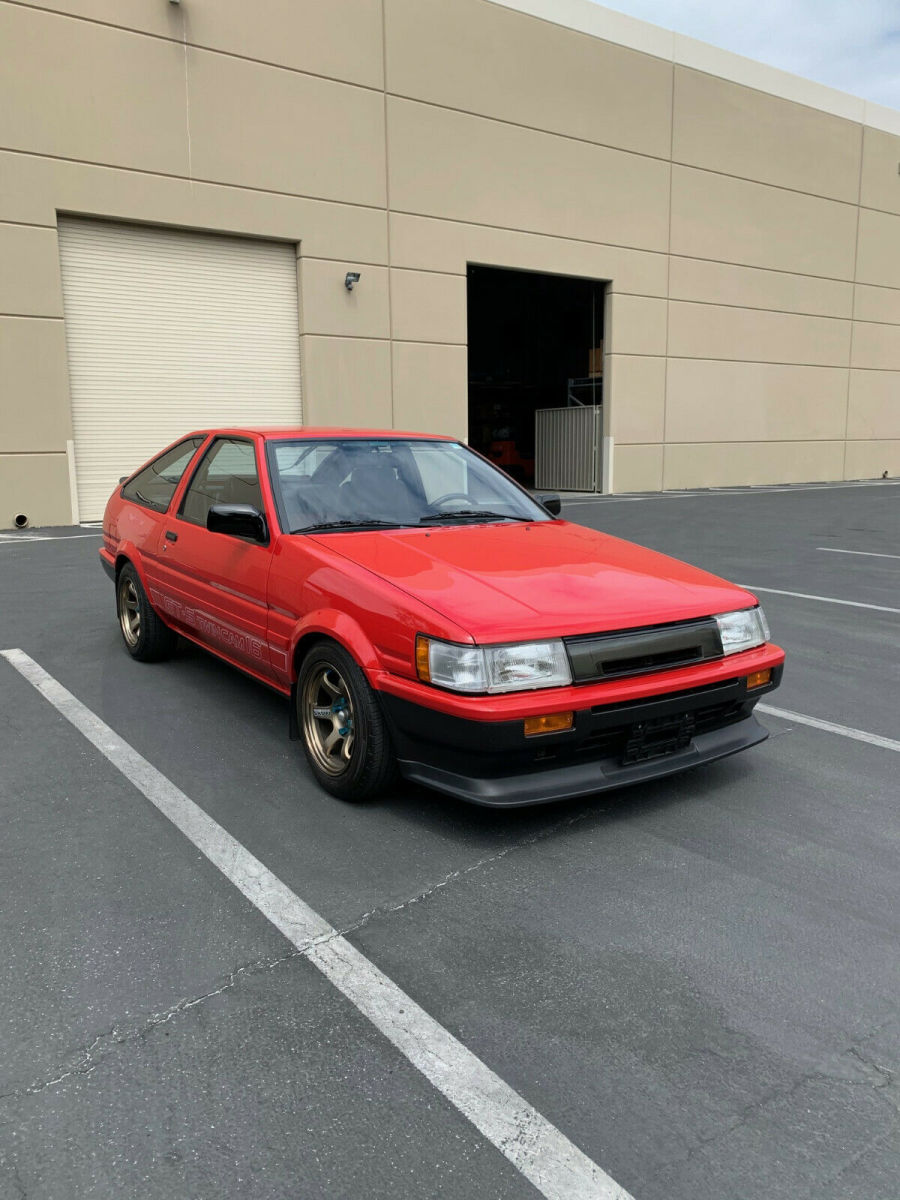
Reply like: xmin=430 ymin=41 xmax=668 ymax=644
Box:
xmin=304 ymin=334 xmax=465 ymax=347
xmin=179 ymin=3 xmax=193 ymax=189
xmin=0 ymin=313 xmax=64 ymax=320
xmin=668 ymin=299 xmax=854 ymax=323
xmin=0 ymin=143 xmax=876 ymax=285
xmin=3 ymin=0 xmax=386 ymax=98
xmin=662 ymin=60 xmax=676 ymax=493
xmin=0 ymin=148 xmax=387 ymax=215
xmin=665 ymin=355 xmax=864 ymax=367
xmin=381 ymin=0 xmax=395 ymax=428
xmin=843 ymin=126 xmax=865 ymax=478
xmin=389 ymin=92 xmax=866 ymax=209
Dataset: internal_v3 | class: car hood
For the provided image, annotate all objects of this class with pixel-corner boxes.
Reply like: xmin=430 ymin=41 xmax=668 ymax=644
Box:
xmin=314 ymin=520 xmax=757 ymax=642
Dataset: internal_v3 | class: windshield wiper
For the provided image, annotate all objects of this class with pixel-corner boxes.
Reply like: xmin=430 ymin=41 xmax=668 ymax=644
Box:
xmin=421 ymin=510 xmax=530 ymax=524
xmin=292 ymin=519 xmax=411 ymax=534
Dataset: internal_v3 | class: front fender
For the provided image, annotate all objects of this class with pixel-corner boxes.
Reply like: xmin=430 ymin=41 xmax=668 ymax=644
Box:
xmin=288 ymin=608 xmax=382 ymax=680
xmin=286 ymin=609 xmax=386 ymax=742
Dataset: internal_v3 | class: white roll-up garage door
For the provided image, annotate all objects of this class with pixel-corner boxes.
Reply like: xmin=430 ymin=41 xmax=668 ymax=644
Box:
xmin=58 ymin=218 xmax=302 ymax=521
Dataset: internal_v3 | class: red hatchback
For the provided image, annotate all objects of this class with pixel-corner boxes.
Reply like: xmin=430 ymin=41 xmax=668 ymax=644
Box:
xmin=101 ymin=428 xmax=784 ymax=806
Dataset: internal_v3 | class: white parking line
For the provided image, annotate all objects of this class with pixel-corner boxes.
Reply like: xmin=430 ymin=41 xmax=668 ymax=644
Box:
xmin=740 ymin=585 xmax=900 ymax=614
xmin=817 ymin=548 xmax=900 ymax=561
xmin=757 ymin=703 xmax=900 ymax=753
xmin=0 ymin=647 xmax=631 ymax=1200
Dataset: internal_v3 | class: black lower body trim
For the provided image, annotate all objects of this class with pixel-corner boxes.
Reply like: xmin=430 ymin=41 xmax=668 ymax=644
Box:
xmin=379 ymin=668 xmax=781 ymax=807
xmin=397 ymin=715 xmax=767 ymax=806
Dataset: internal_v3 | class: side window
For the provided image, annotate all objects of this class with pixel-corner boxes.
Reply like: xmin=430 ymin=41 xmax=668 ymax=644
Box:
xmin=179 ymin=437 xmax=263 ymax=527
xmin=122 ymin=438 xmax=205 ymax=513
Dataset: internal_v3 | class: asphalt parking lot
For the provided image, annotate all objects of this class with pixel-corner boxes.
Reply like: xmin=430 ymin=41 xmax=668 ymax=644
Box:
xmin=1 ymin=481 xmax=898 ymax=1200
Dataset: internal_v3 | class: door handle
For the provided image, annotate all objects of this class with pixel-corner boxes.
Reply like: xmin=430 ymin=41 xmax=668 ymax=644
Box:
xmin=165 ymin=530 xmax=178 ymax=543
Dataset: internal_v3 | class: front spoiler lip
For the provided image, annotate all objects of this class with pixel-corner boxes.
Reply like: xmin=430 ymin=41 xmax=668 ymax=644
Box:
xmin=397 ymin=714 xmax=769 ymax=807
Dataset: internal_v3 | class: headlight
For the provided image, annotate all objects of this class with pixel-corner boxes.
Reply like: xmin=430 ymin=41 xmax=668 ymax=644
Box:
xmin=714 ymin=607 xmax=770 ymax=655
xmin=417 ymin=635 xmax=572 ymax=693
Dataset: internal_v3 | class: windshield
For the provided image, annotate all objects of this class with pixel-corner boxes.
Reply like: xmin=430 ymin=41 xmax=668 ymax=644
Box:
xmin=266 ymin=438 xmax=550 ymax=533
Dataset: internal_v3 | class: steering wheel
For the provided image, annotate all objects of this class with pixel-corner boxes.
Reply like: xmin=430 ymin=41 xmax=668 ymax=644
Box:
xmin=430 ymin=492 xmax=475 ymax=509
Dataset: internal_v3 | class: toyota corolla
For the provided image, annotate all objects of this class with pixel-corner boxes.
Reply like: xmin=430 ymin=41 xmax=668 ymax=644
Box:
xmin=100 ymin=428 xmax=784 ymax=806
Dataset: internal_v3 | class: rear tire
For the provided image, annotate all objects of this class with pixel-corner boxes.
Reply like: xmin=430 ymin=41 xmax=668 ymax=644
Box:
xmin=116 ymin=563 xmax=177 ymax=662
xmin=297 ymin=640 xmax=397 ymax=802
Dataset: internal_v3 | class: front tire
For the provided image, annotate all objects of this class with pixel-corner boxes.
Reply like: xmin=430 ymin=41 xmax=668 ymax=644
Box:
xmin=116 ymin=563 xmax=177 ymax=662
xmin=297 ymin=640 xmax=397 ymax=801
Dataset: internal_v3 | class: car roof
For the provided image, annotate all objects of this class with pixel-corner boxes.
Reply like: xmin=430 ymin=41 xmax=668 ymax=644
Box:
xmin=183 ymin=427 xmax=456 ymax=442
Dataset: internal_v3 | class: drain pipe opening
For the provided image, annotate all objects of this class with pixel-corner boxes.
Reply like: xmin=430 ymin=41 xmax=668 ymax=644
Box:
xmin=13 ymin=514 xmax=28 ymax=529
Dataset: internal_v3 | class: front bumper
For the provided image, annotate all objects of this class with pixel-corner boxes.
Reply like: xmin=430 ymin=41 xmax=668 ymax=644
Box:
xmin=379 ymin=665 xmax=782 ymax=806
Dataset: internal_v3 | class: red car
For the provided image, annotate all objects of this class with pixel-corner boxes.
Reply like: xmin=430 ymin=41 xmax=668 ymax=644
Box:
xmin=101 ymin=428 xmax=784 ymax=806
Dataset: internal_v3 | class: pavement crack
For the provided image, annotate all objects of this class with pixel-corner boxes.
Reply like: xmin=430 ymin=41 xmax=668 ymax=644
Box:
xmin=671 ymin=1070 xmax=826 ymax=1168
xmin=5 ymin=1163 xmax=27 ymax=1200
xmin=806 ymin=1120 xmax=900 ymax=1195
xmin=1 ymin=811 xmax=592 ymax=1106
xmin=847 ymin=1047 xmax=900 ymax=1115
xmin=334 ymin=806 xmax=602 ymax=942
xmin=667 ymin=1042 xmax=900 ymax=1172
xmin=847 ymin=1047 xmax=895 ymax=1087
xmin=1 ymin=947 xmax=306 ymax=1103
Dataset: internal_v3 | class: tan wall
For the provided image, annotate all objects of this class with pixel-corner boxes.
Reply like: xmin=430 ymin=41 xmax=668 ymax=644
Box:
xmin=2 ymin=0 xmax=900 ymax=527
xmin=385 ymin=0 xmax=673 ymax=159
xmin=0 ymin=320 xmax=73 ymax=452
xmin=672 ymin=66 xmax=862 ymax=203
xmin=0 ymin=453 xmax=71 ymax=529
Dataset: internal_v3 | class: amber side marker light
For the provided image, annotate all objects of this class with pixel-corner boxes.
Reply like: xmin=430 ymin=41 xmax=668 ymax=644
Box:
xmin=415 ymin=635 xmax=431 ymax=682
xmin=746 ymin=668 xmax=772 ymax=690
xmin=524 ymin=712 xmax=574 ymax=737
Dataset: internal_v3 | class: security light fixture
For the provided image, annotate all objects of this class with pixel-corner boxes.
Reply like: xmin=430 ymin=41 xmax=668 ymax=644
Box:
xmin=344 ymin=271 xmax=361 ymax=291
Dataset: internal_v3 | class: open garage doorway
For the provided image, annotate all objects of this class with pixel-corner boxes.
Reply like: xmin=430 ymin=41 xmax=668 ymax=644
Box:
xmin=467 ymin=265 xmax=605 ymax=489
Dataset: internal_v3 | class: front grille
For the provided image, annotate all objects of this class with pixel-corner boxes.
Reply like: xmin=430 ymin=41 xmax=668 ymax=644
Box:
xmin=566 ymin=617 xmax=722 ymax=683
xmin=603 ymin=645 xmax=703 ymax=675
xmin=524 ymin=676 xmax=757 ymax=772
xmin=575 ymin=687 xmax=749 ymax=764
xmin=693 ymin=699 xmax=745 ymax=733
xmin=576 ymin=727 xmax=630 ymax=758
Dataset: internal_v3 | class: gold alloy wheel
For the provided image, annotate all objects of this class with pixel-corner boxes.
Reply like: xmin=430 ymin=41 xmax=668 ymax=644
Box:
xmin=302 ymin=664 xmax=356 ymax=776
xmin=118 ymin=574 xmax=141 ymax=648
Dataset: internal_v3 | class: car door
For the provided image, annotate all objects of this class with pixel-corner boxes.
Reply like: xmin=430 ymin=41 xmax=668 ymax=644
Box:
xmin=152 ymin=435 xmax=276 ymax=680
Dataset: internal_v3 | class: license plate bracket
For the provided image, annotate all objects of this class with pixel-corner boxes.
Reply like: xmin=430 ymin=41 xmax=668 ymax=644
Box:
xmin=622 ymin=712 xmax=695 ymax=765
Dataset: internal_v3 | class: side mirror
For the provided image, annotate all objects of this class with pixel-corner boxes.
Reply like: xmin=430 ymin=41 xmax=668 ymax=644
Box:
xmin=207 ymin=503 xmax=268 ymax=543
xmin=534 ymin=493 xmax=562 ymax=516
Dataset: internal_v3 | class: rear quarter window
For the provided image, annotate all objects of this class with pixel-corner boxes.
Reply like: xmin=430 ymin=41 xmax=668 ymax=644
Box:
xmin=122 ymin=438 xmax=205 ymax=513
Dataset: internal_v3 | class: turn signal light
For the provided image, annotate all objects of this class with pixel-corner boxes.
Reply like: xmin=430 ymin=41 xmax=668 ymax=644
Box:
xmin=746 ymin=668 xmax=772 ymax=690
xmin=415 ymin=634 xmax=431 ymax=682
xmin=524 ymin=711 xmax=574 ymax=737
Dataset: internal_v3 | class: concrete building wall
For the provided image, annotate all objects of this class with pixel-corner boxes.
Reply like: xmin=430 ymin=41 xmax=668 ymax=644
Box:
xmin=2 ymin=0 xmax=899 ymax=526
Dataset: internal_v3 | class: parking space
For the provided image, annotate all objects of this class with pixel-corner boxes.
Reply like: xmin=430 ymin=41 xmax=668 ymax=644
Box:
xmin=1 ymin=483 xmax=898 ymax=1199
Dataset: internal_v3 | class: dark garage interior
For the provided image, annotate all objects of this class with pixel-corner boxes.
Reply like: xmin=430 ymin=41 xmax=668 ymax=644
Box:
xmin=466 ymin=265 xmax=605 ymax=487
